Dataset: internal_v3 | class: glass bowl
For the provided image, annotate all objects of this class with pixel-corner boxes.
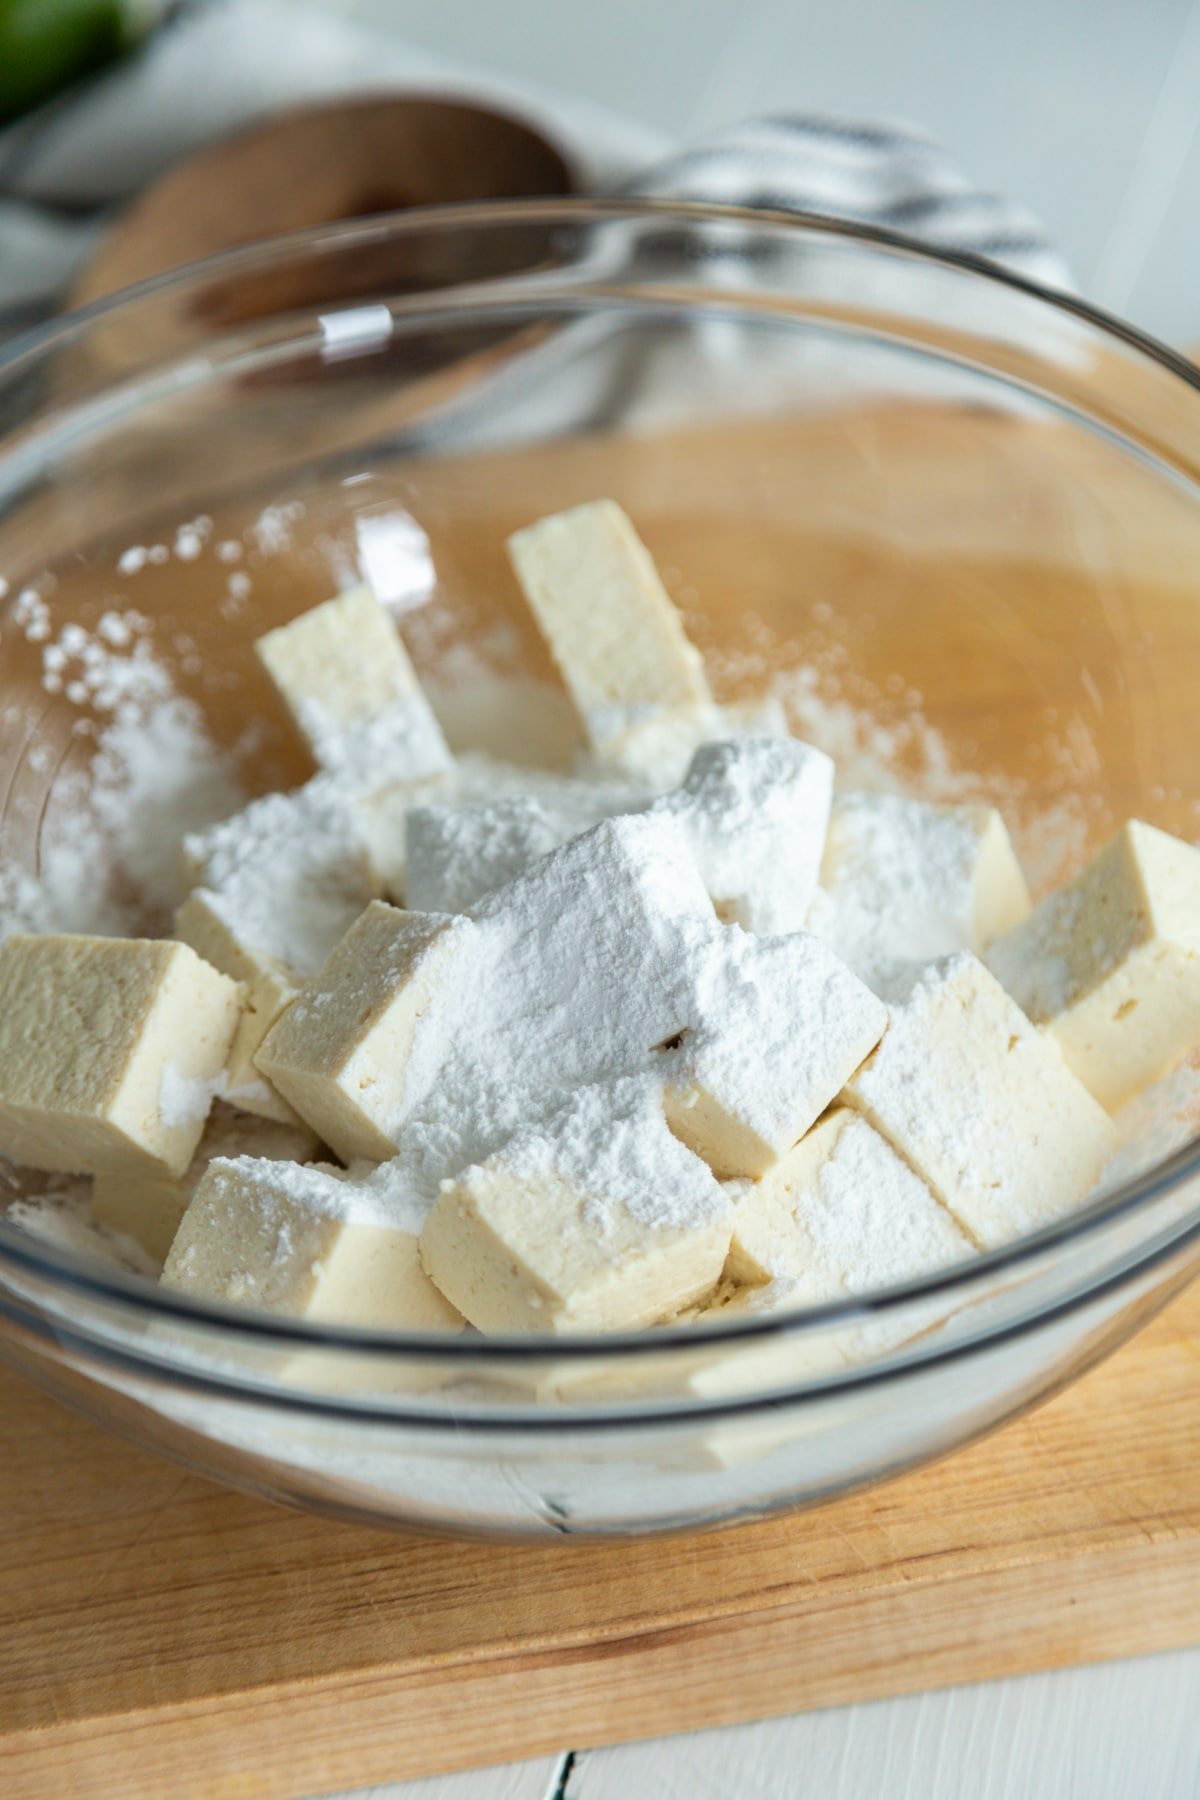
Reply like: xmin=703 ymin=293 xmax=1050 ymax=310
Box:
xmin=1 ymin=200 xmax=1199 ymax=1539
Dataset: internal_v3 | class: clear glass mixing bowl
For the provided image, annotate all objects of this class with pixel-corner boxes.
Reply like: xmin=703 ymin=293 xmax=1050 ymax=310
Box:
xmin=1 ymin=200 xmax=1199 ymax=1537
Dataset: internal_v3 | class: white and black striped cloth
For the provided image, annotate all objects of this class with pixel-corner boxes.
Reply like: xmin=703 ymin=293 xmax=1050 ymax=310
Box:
xmin=0 ymin=0 xmax=1070 ymax=344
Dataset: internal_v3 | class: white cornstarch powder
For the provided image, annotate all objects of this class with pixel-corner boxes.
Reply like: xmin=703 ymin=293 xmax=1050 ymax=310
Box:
xmin=494 ymin=1076 xmax=728 ymax=1235
xmin=656 ymin=736 xmax=834 ymax=935
xmin=158 ymin=1065 xmax=220 ymax=1129
xmin=184 ymin=777 xmax=379 ymax=976
xmin=811 ymin=792 xmax=991 ymax=988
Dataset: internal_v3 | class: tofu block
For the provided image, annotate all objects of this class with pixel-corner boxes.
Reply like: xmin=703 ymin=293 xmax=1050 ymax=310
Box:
xmin=183 ymin=779 xmax=382 ymax=977
xmin=726 ymin=1107 xmax=971 ymax=1290
xmin=173 ymin=890 xmax=301 ymax=1124
xmin=658 ymin=737 xmax=834 ymax=933
xmin=162 ymin=1155 xmax=462 ymax=1330
xmin=507 ymin=500 xmax=711 ymax=748
xmin=682 ymin=1279 xmax=851 ymax=1396
xmin=92 ymin=1103 xmax=320 ymax=1262
xmin=256 ymin=903 xmax=474 ymax=1163
xmin=178 ymin=778 xmax=383 ymax=1120
xmin=255 ymin=583 xmax=451 ymax=781
xmin=813 ymin=793 xmax=1031 ymax=991
xmin=420 ymin=1081 xmax=732 ymax=1333
xmin=844 ymin=953 xmax=1118 ymax=1249
xmin=0 ymin=935 xmax=241 ymax=1178
xmin=664 ymin=930 xmax=887 ymax=1177
xmin=985 ymin=820 xmax=1200 ymax=1110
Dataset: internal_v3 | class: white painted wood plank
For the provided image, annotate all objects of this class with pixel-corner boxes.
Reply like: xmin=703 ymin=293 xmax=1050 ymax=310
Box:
xmin=559 ymin=1648 xmax=1200 ymax=1800
xmin=316 ymin=1752 xmax=562 ymax=1800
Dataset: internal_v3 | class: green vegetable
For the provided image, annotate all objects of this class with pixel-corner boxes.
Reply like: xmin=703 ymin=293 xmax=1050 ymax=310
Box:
xmin=0 ymin=0 xmax=159 ymax=125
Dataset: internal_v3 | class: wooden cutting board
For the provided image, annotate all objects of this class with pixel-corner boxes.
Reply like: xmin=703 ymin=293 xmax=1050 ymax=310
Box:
xmin=2 ymin=1273 xmax=1198 ymax=1800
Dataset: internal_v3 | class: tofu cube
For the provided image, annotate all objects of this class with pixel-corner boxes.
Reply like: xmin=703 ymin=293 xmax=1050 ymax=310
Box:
xmin=844 ymin=953 xmax=1118 ymax=1249
xmin=658 ymin=737 xmax=834 ymax=933
xmin=256 ymin=903 xmax=474 ymax=1163
xmin=420 ymin=1081 xmax=732 ymax=1333
xmin=507 ymin=500 xmax=711 ymax=748
xmin=178 ymin=778 xmax=383 ymax=1121
xmin=0 ymin=935 xmax=241 ymax=1178
xmin=985 ymin=820 xmax=1200 ymax=1110
xmin=182 ymin=779 xmax=382 ymax=978
xmin=173 ymin=890 xmax=301 ymax=1124
xmin=813 ymin=793 xmax=1031 ymax=991
xmin=162 ymin=1155 xmax=462 ymax=1330
xmin=92 ymin=1103 xmax=321 ymax=1262
xmin=664 ymin=931 xmax=887 ymax=1177
xmin=726 ymin=1107 xmax=970 ymax=1290
xmin=255 ymin=583 xmax=451 ymax=781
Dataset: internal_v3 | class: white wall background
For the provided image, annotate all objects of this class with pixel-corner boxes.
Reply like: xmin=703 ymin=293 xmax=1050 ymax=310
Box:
xmin=316 ymin=0 xmax=1200 ymax=348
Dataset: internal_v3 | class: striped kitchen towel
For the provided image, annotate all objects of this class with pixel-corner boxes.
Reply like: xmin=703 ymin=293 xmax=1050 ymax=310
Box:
xmin=0 ymin=0 xmax=1070 ymax=342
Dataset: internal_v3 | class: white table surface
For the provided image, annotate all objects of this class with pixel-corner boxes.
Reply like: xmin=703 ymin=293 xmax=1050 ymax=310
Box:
xmin=295 ymin=3 xmax=1200 ymax=1791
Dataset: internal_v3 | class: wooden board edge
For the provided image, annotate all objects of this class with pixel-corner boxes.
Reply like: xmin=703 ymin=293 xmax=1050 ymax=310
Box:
xmin=5 ymin=1536 xmax=1198 ymax=1800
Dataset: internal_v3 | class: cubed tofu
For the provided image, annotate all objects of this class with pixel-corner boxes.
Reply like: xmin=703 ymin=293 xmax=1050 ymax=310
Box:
xmin=658 ymin=737 xmax=834 ymax=933
xmin=985 ymin=820 xmax=1200 ymax=1110
xmin=178 ymin=779 xmax=383 ymax=1121
xmin=726 ymin=1107 xmax=971 ymax=1289
xmin=182 ymin=779 xmax=382 ymax=976
xmin=254 ymin=584 xmax=450 ymax=780
xmin=420 ymin=1081 xmax=732 ymax=1333
xmin=92 ymin=1103 xmax=321 ymax=1262
xmin=507 ymin=500 xmax=711 ymax=748
xmin=173 ymin=890 xmax=301 ymax=1124
xmin=162 ymin=1155 xmax=462 ymax=1329
xmin=844 ymin=953 xmax=1118 ymax=1249
xmin=813 ymin=793 xmax=1031 ymax=991
xmin=663 ymin=931 xmax=887 ymax=1178
xmin=682 ymin=1278 xmax=850 ymax=1395
xmin=256 ymin=903 xmax=474 ymax=1163
xmin=0 ymin=935 xmax=241 ymax=1178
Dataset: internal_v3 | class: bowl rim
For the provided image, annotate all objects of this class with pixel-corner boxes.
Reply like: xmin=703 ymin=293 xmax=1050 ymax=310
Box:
xmin=2 ymin=194 xmax=1200 ymax=1373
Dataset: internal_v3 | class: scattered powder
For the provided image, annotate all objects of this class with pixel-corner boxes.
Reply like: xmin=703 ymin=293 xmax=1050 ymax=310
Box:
xmin=172 ymin=516 xmax=212 ymax=562
xmin=4 ymin=1188 xmax=157 ymax=1274
xmin=249 ymin=500 xmax=304 ymax=557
